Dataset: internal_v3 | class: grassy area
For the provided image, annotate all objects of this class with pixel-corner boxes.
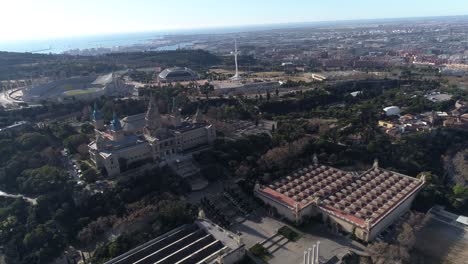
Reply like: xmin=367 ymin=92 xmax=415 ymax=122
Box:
xmin=81 ymin=159 xmax=95 ymax=168
xmin=278 ymin=225 xmax=301 ymax=241
xmin=63 ymin=84 xmax=75 ymax=90
xmin=249 ymin=243 xmax=270 ymax=261
xmin=64 ymin=88 xmax=101 ymax=96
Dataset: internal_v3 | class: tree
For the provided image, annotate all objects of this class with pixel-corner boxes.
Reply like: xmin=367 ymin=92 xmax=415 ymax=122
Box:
xmin=80 ymin=123 xmax=94 ymax=134
xmin=18 ymin=166 xmax=69 ymax=195
xmin=235 ymin=165 xmax=251 ymax=178
xmin=40 ymin=147 xmax=61 ymax=166
xmin=157 ymin=200 xmax=194 ymax=226
xmin=77 ymin=143 xmax=90 ymax=159
xmin=453 ymin=184 xmax=468 ymax=198
xmin=397 ymin=223 xmax=416 ymax=248
xmin=16 ymin=133 xmax=48 ymax=150
xmin=278 ymin=122 xmax=305 ymax=152
xmin=63 ymin=134 xmax=89 ymax=154
xmin=82 ymin=168 xmax=98 ymax=183
xmin=200 ymin=82 xmax=214 ymax=99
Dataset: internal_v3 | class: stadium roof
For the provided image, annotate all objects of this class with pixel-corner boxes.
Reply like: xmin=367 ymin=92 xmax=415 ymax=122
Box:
xmin=158 ymin=67 xmax=197 ymax=80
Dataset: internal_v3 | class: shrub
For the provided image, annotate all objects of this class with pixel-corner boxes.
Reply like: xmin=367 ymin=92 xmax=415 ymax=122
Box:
xmin=250 ymin=243 xmax=269 ymax=259
xmin=278 ymin=226 xmax=300 ymax=241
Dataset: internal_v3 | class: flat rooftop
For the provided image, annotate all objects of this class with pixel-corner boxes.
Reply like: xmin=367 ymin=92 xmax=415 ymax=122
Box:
xmin=105 ymin=219 xmax=242 ymax=264
xmin=258 ymin=163 xmax=424 ymax=228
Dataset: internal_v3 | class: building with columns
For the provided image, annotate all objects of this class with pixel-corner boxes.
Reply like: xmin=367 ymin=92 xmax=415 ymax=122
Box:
xmin=88 ymin=98 xmax=216 ymax=176
xmin=255 ymin=156 xmax=425 ymax=242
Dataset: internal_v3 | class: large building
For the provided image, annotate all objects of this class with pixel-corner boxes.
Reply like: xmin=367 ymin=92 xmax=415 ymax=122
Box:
xmin=158 ymin=67 xmax=198 ymax=83
xmin=255 ymin=157 xmax=425 ymax=241
xmin=22 ymin=73 xmax=131 ymax=103
xmin=104 ymin=218 xmax=245 ymax=264
xmin=88 ymin=98 xmax=216 ymax=176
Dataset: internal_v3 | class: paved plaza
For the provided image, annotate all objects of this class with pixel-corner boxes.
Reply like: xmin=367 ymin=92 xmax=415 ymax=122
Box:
xmin=231 ymin=210 xmax=367 ymax=264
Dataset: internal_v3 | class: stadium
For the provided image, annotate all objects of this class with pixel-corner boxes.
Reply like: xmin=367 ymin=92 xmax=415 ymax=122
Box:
xmin=158 ymin=67 xmax=198 ymax=82
xmin=18 ymin=73 xmax=129 ymax=103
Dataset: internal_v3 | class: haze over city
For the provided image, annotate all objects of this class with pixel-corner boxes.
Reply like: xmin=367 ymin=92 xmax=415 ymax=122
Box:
xmin=1 ymin=0 xmax=468 ymax=41
xmin=1 ymin=1 xmax=468 ymax=264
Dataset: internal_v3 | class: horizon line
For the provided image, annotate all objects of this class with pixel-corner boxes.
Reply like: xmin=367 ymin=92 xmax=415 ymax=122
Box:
xmin=2 ymin=14 xmax=468 ymax=43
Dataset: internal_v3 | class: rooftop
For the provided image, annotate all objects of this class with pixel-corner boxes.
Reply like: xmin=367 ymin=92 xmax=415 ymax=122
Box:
xmin=121 ymin=113 xmax=146 ymax=132
xmin=261 ymin=164 xmax=354 ymax=210
xmin=258 ymin=162 xmax=424 ymax=229
xmin=159 ymin=67 xmax=197 ymax=80
xmin=105 ymin=219 xmax=242 ymax=264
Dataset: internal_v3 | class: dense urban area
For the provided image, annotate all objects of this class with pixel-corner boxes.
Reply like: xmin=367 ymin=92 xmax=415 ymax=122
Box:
xmin=0 ymin=16 xmax=467 ymax=264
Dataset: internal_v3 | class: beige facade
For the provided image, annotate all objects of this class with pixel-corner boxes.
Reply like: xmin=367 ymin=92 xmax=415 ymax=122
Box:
xmin=254 ymin=159 xmax=425 ymax=242
xmin=88 ymin=99 xmax=216 ymax=177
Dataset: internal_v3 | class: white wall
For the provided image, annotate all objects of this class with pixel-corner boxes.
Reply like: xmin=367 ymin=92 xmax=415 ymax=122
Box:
xmin=256 ymin=187 xmax=422 ymax=241
xmin=222 ymin=246 xmax=246 ymax=264
xmin=368 ymin=191 xmax=419 ymax=240
xmin=255 ymin=190 xmax=297 ymax=222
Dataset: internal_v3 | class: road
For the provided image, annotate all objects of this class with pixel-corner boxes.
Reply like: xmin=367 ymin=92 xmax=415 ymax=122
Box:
xmin=0 ymin=190 xmax=37 ymax=205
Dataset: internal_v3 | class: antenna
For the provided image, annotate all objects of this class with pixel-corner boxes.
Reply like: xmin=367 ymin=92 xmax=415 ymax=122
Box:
xmin=230 ymin=39 xmax=242 ymax=81
xmin=234 ymin=39 xmax=239 ymax=77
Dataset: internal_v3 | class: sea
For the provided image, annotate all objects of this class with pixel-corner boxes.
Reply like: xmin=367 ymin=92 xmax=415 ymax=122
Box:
xmin=0 ymin=22 xmax=353 ymax=54
xmin=0 ymin=25 xmax=291 ymax=54
xmin=0 ymin=31 xmax=172 ymax=54
xmin=1 ymin=16 xmax=466 ymax=54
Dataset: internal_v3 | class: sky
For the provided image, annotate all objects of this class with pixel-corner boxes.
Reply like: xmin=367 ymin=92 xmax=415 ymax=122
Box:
xmin=1 ymin=0 xmax=468 ymax=41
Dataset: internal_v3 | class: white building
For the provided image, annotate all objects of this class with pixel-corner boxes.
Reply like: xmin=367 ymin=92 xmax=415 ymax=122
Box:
xmin=383 ymin=106 xmax=401 ymax=116
xmin=158 ymin=67 xmax=198 ymax=83
xmin=88 ymin=98 xmax=216 ymax=176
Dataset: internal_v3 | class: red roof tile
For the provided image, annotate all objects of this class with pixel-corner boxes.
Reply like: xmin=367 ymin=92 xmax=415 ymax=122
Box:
xmin=260 ymin=187 xmax=298 ymax=208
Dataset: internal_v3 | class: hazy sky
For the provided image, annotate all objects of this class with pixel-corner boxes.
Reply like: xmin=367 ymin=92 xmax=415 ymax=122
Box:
xmin=1 ymin=0 xmax=468 ymax=41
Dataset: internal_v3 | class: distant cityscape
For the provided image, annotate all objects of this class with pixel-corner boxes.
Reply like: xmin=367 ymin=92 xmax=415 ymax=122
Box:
xmin=0 ymin=14 xmax=467 ymax=264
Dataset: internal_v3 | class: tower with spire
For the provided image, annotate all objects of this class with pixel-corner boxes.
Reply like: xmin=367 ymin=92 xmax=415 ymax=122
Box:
xmin=145 ymin=96 xmax=162 ymax=137
xmin=87 ymin=94 xmax=216 ymax=177
xmin=192 ymin=107 xmax=204 ymax=124
xmin=92 ymin=102 xmax=105 ymax=130
xmin=95 ymin=133 xmax=105 ymax=151
xmin=169 ymin=97 xmax=182 ymax=127
xmin=110 ymin=112 xmax=124 ymax=141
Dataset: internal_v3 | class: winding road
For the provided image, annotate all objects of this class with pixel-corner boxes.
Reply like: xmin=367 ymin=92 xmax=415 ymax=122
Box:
xmin=0 ymin=190 xmax=37 ymax=205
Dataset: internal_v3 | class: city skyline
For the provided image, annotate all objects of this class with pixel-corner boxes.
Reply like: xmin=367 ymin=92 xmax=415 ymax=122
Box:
xmin=1 ymin=0 xmax=468 ymax=41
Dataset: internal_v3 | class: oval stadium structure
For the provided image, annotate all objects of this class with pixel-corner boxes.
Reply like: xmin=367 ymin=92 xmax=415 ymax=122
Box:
xmin=158 ymin=67 xmax=198 ymax=83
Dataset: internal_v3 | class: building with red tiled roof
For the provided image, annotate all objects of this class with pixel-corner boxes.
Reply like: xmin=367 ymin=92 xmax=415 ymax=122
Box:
xmin=254 ymin=157 xmax=425 ymax=241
